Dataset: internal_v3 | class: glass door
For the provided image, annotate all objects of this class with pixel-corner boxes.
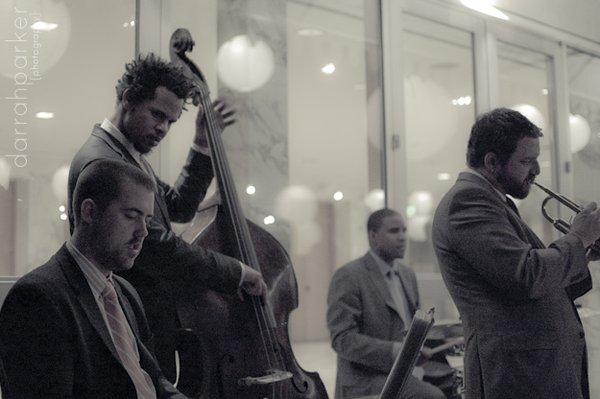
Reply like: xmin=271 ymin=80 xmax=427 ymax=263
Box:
xmin=489 ymin=25 xmax=563 ymax=244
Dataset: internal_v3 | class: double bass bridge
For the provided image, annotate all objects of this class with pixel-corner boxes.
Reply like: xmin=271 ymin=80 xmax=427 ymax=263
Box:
xmin=237 ymin=369 xmax=293 ymax=386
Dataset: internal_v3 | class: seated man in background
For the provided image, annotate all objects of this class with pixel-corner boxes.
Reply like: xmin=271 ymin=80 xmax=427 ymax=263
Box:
xmin=0 ymin=159 xmax=187 ymax=398
xmin=327 ymin=208 xmax=444 ymax=399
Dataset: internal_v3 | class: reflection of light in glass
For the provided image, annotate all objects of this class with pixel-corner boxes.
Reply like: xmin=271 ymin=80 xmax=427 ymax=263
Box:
xmin=246 ymin=185 xmax=256 ymax=195
xmin=263 ymin=215 xmax=275 ymax=225
xmin=31 ymin=21 xmax=58 ymax=31
xmin=408 ymin=191 xmax=434 ymax=216
xmin=52 ymin=165 xmax=70 ymax=204
xmin=60 ymin=213 xmax=67 ymax=221
xmin=460 ymin=0 xmax=509 ymax=20
xmin=451 ymin=96 xmax=472 ymax=106
xmin=275 ymin=185 xmax=317 ymax=223
xmin=0 ymin=0 xmax=71 ymax=78
xmin=59 ymin=205 xmax=65 ymax=212
xmin=569 ymin=114 xmax=591 ymax=153
xmin=0 ymin=158 xmax=10 ymax=190
xmin=511 ymin=104 xmax=545 ymax=130
xmin=130 ymin=20 xmax=135 ymax=26
xmin=541 ymin=88 xmax=548 ymax=95
xmin=364 ymin=189 xmax=385 ymax=211
xmin=297 ymin=28 xmax=323 ymax=37
xmin=36 ymin=112 xmax=54 ymax=119
xmin=321 ymin=63 xmax=336 ymax=75
xmin=333 ymin=191 xmax=344 ymax=201
xmin=406 ymin=205 xmax=416 ymax=217
xmin=217 ymin=35 xmax=274 ymax=92
xmin=437 ymin=173 xmax=451 ymax=181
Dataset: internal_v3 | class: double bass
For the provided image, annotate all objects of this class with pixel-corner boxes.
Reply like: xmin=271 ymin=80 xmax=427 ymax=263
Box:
xmin=169 ymin=28 xmax=329 ymax=399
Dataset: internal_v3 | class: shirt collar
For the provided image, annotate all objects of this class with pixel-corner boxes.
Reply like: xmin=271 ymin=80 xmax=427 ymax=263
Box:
xmin=369 ymin=250 xmax=399 ymax=278
xmin=101 ymin=118 xmax=142 ymax=164
xmin=463 ymin=168 xmax=507 ymax=202
xmin=66 ymin=240 xmax=113 ymax=300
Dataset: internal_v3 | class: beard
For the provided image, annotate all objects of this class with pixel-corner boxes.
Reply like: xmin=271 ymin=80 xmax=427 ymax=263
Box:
xmin=496 ymin=169 xmax=533 ymax=199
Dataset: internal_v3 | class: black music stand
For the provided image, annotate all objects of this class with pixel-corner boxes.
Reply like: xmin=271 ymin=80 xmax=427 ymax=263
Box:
xmin=379 ymin=308 xmax=435 ymax=399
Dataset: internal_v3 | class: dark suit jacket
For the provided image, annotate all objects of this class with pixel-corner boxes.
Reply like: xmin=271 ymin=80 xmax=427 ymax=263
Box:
xmin=67 ymin=126 xmax=242 ymax=378
xmin=0 ymin=245 xmax=186 ymax=398
xmin=326 ymin=252 xmax=419 ymax=399
xmin=432 ymin=172 xmax=591 ymax=399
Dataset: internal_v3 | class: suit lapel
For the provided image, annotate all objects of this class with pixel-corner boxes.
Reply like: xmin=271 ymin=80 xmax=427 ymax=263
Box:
xmin=57 ymin=245 xmax=121 ymax=362
xmin=363 ymin=253 xmax=402 ymax=319
xmin=93 ymin=126 xmax=171 ymax=226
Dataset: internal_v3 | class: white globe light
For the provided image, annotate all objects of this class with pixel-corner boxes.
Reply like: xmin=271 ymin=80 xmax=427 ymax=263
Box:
xmin=407 ymin=190 xmax=434 ymax=216
xmin=404 ymin=75 xmax=458 ymax=160
xmin=274 ymin=185 xmax=317 ymax=224
xmin=52 ymin=165 xmax=70 ymax=204
xmin=510 ymin=104 xmax=545 ymax=131
xmin=0 ymin=0 xmax=71 ymax=78
xmin=217 ymin=35 xmax=274 ymax=92
xmin=569 ymin=114 xmax=591 ymax=153
xmin=363 ymin=189 xmax=385 ymax=212
xmin=0 ymin=158 xmax=10 ymax=190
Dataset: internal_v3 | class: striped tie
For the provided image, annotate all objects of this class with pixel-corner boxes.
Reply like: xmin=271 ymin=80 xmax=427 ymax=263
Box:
xmin=102 ymin=281 xmax=157 ymax=399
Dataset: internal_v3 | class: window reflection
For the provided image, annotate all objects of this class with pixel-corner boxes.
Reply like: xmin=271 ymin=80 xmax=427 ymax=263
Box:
xmin=0 ymin=1 xmax=135 ymax=275
xmin=497 ymin=41 xmax=556 ymax=243
xmin=401 ymin=15 xmax=476 ymax=274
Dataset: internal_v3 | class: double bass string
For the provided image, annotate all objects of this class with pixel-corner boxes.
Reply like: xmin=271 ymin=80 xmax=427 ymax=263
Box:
xmin=201 ymin=90 xmax=285 ymax=379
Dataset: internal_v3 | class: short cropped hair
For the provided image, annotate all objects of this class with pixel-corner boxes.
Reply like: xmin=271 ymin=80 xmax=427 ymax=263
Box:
xmin=466 ymin=107 xmax=543 ymax=168
xmin=367 ymin=208 xmax=400 ymax=233
xmin=72 ymin=159 xmax=154 ymax=226
xmin=115 ymin=53 xmax=196 ymax=106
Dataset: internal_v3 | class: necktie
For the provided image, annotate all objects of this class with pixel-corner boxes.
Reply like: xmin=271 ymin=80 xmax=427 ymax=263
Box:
xmin=102 ymin=282 xmax=157 ymax=399
xmin=386 ymin=269 xmax=413 ymax=328
xmin=506 ymin=196 xmax=520 ymax=217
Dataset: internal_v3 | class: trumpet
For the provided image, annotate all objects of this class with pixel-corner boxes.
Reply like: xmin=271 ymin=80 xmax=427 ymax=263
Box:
xmin=535 ymin=182 xmax=600 ymax=253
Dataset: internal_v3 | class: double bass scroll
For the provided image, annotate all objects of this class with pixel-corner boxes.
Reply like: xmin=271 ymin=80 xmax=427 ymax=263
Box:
xmin=169 ymin=28 xmax=329 ymax=399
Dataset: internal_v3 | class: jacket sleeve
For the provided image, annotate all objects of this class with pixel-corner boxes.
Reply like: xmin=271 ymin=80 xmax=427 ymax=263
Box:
xmin=326 ymin=267 xmax=396 ymax=373
xmin=447 ymin=187 xmax=589 ymax=301
xmin=0 ymin=282 xmax=75 ymax=398
xmin=138 ymin=217 xmax=242 ymax=294
xmin=159 ymin=149 xmax=214 ymax=224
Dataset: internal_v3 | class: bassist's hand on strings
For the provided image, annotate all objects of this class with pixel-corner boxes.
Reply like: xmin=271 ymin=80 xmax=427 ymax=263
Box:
xmin=194 ymin=99 xmax=236 ymax=149
xmin=238 ymin=263 xmax=268 ymax=301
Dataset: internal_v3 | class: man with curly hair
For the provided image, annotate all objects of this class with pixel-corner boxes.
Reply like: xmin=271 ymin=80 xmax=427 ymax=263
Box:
xmin=68 ymin=53 xmax=266 ymax=382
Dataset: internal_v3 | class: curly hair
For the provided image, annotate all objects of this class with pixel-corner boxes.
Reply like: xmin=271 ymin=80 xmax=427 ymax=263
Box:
xmin=467 ymin=107 xmax=543 ymax=168
xmin=115 ymin=53 xmax=196 ymax=105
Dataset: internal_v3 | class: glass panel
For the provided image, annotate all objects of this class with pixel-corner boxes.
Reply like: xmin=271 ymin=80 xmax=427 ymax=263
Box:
xmin=159 ymin=2 xmax=385 ymax=394
xmin=400 ymin=14 xmax=475 ymax=321
xmin=496 ymin=41 xmax=556 ymax=243
xmin=0 ymin=1 xmax=136 ymax=275
xmin=567 ymin=47 xmax=600 ymax=399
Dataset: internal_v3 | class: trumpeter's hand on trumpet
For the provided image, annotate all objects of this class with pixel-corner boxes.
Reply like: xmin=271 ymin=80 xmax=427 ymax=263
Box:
xmin=570 ymin=202 xmax=600 ymax=250
xmin=535 ymin=183 xmax=600 ymax=258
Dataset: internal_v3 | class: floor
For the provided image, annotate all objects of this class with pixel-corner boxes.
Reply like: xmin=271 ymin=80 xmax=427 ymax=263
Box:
xmin=292 ymin=340 xmax=337 ymax=397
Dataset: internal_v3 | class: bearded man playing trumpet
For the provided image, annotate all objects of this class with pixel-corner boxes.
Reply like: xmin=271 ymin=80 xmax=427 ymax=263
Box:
xmin=432 ymin=107 xmax=600 ymax=399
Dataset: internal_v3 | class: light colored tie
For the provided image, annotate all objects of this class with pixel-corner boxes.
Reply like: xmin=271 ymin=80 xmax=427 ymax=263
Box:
xmin=102 ymin=282 xmax=157 ymax=399
xmin=387 ymin=269 xmax=413 ymax=328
